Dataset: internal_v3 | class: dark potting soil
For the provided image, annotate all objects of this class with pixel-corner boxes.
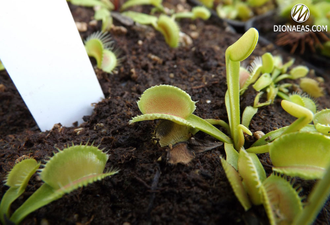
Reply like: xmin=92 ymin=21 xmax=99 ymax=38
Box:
xmin=1 ymin=1 xmax=330 ymax=224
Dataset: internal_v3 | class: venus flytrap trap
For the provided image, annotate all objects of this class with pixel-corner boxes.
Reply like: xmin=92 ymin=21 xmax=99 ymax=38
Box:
xmin=299 ymin=77 xmax=325 ymax=98
xmin=84 ymin=32 xmax=119 ymax=73
xmin=1 ymin=144 xmax=118 ymax=224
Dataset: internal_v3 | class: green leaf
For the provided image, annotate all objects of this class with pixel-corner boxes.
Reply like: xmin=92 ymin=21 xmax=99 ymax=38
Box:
xmin=221 ymin=157 xmax=252 ymax=211
xmin=0 ymin=159 xmax=40 ymax=224
xmin=261 ymin=174 xmax=303 ymax=225
xmin=224 ymin=143 xmax=239 ymax=170
xmin=186 ymin=114 xmax=232 ymax=144
xmin=238 ymin=149 xmax=266 ymax=205
xmin=270 ymin=132 xmax=330 ymax=179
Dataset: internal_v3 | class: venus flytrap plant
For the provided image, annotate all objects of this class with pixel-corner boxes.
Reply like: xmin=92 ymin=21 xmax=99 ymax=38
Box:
xmin=0 ymin=158 xmax=40 ymax=224
xmin=129 ymin=85 xmax=232 ymax=144
xmin=84 ymin=32 xmax=119 ymax=73
xmin=1 ymin=144 xmax=118 ymax=224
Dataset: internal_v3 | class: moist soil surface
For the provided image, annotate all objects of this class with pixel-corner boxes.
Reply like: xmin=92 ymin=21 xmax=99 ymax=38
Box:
xmin=1 ymin=1 xmax=330 ymax=224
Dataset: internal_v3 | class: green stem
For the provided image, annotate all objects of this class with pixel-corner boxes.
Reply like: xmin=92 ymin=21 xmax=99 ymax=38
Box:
xmin=226 ymin=59 xmax=241 ymax=150
xmin=293 ymin=163 xmax=330 ymax=225
xmin=205 ymin=119 xmax=230 ymax=134
xmin=0 ymin=188 xmax=24 ymax=224
xmin=186 ymin=114 xmax=232 ymax=144
xmin=10 ymin=184 xmax=59 ymax=224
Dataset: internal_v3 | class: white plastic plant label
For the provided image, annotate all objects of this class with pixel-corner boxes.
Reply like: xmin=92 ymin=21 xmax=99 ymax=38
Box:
xmin=0 ymin=0 xmax=104 ymax=131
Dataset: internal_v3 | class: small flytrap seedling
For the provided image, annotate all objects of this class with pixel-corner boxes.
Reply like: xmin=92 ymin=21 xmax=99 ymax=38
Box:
xmin=130 ymin=27 xmax=330 ymax=224
xmin=84 ymin=31 xmax=120 ymax=73
xmin=121 ymin=6 xmax=210 ymax=48
xmin=0 ymin=144 xmax=118 ymax=224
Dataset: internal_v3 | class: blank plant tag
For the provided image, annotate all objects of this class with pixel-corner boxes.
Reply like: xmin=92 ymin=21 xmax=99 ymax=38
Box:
xmin=0 ymin=0 xmax=104 ymax=131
